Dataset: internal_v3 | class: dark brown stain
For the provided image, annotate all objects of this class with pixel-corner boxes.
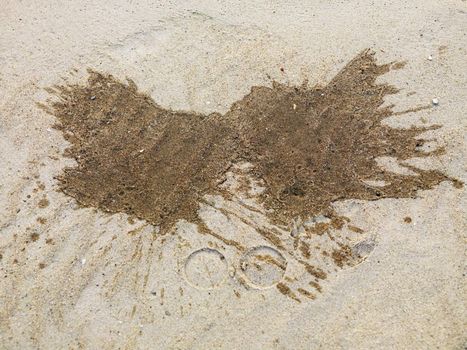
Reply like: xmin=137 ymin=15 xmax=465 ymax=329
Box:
xmin=331 ymin=244 xmax=353 ymax=268
xmin=36 ymin=217 xmax=47 ymax=225
xmin=310 ymin=223 xmax=333 ymax=236
xmin=37 ymin=198 xmax=49 ymax=209
xmin=276 ymin=282 xmax=301 ymax=302
xmin=300 ymin=261 xmax=327 ymax=280
xmin=256 ymin=228 xmax=285 ymax=251
xmin=29 ymin=232 xmax=40 ymax=242
xmin=299 ymin=240 xmax=311 ymax=259
xmin=348 ymin=225 xmax=364 ymax=234
xmin=254 ymin=254 xmax=287 ymax=270
xmin=309 ymin=281 xmax=322 ymax=293
xmin=297 ymin=288 xmax=316 ymax=300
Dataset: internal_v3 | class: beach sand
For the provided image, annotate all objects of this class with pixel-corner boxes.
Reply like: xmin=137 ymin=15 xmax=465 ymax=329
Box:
xmin=0 ymin=1 xmax=466 ymax=349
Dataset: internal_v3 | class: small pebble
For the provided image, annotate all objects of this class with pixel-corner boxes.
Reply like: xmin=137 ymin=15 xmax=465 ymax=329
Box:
xmin=81 ymin=258 xmax=86 ymax=265
xmin=432 ymin=98 xmax=439 ymax=106
xmin=90 ymin=96 xmax=96 ymax=100
xmin=428 ymin=55 xmax=433 ymax=61
xmin=290 ymin=227 xmax=299 ymax=237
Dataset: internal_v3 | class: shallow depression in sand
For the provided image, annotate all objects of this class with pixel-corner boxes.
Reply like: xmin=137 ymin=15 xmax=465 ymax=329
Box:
xmin=184 ymin=248 xmax=228 ymax=290
xmin=240 ymin=246 xmax=287 ymax=288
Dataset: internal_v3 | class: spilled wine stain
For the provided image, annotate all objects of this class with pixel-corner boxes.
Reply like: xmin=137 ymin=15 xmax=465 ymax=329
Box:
xmin=41 ymin=50 xmax=461 ymax=301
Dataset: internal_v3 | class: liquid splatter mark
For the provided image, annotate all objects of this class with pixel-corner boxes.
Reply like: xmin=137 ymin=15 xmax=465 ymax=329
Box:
xmin=41 ymin=50 xmax=461 ymax=301
xmin=37 ymin=198 xmax=49 ymax=209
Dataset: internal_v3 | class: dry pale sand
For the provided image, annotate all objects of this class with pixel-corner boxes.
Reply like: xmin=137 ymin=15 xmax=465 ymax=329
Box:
xmin=0 ymin=1 xmax=466 ymax=349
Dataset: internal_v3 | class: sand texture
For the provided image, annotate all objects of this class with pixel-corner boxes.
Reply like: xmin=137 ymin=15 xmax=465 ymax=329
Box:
xmin=1 ymin=1 xmax=466 ymax=349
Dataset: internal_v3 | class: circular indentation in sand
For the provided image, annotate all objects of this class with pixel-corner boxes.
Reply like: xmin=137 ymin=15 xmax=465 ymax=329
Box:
xmin=184 ymin=248 xmax=228 ymax=290
xmin=240 ymin=246 xmax=287 ymax=288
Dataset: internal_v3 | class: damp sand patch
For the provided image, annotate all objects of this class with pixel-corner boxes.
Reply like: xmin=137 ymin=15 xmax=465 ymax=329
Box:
xmin=41 ymin=50 xmax=460 ymax=232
